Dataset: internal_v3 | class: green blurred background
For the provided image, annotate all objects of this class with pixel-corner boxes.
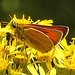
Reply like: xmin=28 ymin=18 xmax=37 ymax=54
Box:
xmin=0 ymin=0 xmax=75 ymax=43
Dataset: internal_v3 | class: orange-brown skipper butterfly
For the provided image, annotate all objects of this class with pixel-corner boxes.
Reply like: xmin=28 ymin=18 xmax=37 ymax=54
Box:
xmin=10 ymin=20 xmax=69 ymax=53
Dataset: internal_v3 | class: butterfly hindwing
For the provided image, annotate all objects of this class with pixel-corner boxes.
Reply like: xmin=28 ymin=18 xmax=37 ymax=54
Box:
xmin=25 ymin=25 xmax=63 ymax=45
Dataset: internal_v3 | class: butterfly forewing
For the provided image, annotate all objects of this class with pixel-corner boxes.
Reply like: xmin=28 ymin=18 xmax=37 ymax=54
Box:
xmin=23 ymin=28 xmax=62 ymax=53
xmin=25 ymin=25 xmax=63 ymax=45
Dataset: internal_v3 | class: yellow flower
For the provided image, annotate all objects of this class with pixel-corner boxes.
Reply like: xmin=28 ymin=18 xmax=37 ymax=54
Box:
xmin=0 ymin=53 xmax=8 ymax=71
xmin=8 ymin=64 xmax=25 ymax=75
xmin=53 ymin=45 xmax=66 ymax=68
xmin=37 ymin=19 xmax=53 ymax=26
xmin=35 ymin=47 xmax=55 ymax=62
xmin=11 ymin=15 xmax=53 ymax=26
xmin=0 ymin=37 xmax=10 ymax=54
xmin=54 ymin=38 xmax=75 ymax=69
xmin=0 ymin=35 xmax=21 ymax=55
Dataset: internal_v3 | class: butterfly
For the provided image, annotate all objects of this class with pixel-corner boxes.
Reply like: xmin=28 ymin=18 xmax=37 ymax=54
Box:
xmin=10 ymin=20 xmax=69 ymax=53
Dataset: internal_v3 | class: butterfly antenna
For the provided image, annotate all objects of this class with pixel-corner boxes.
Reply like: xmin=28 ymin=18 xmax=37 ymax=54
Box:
xmin=9 ymin=14 xmax=12 ymax=19
xmin=1 ymin=21 xmax=8 ymax=23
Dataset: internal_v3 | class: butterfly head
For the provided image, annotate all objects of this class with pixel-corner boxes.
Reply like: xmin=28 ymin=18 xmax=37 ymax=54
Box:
xmin=11 ymin=19 xmax=17 ymax=28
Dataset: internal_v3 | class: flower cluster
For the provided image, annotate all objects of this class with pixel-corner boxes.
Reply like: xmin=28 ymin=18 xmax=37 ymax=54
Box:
xmin=0 ymin=15 xmax=75 ymax=75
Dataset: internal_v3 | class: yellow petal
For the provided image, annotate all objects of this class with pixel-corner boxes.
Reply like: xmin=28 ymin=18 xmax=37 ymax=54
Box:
xmin=61 ymin=39 xmax=69 ymax=50
xmin=8 ymin=51 xmax=21 ymax=56
xmin=9 ymin=46 xmax=16 ymax=53
xmin=2 ymin=37 xmax=7 ymax=48
xmin=49 ymin=68 xmax=56 ymax=75
xmin=27 ymin=64 xmax=39 ymax=75
xmin=53 ymin=58 xmax=66 ymax=68
xmin=18 ymin=72 xmax=26 ymax=75
xmin=38 ymin=20 xmax=53 ymax=25
xmin=46 ymin=61 xmax=52 ymax=72
xmin=39 ymin=65 xmax=45 ymax=75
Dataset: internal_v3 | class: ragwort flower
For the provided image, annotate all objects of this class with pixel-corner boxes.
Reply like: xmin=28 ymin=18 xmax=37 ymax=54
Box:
xmin=54 ymin=38 xmax=75 ymax=70
xmin=0 ymin=53 xmax=8 ymax=71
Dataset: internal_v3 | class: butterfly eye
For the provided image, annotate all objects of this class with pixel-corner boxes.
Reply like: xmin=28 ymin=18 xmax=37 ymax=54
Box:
xmin=11 ymin=20 xmax=17 ymax=28
xmin=11 ymin=23 xmax=17 ymax=28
